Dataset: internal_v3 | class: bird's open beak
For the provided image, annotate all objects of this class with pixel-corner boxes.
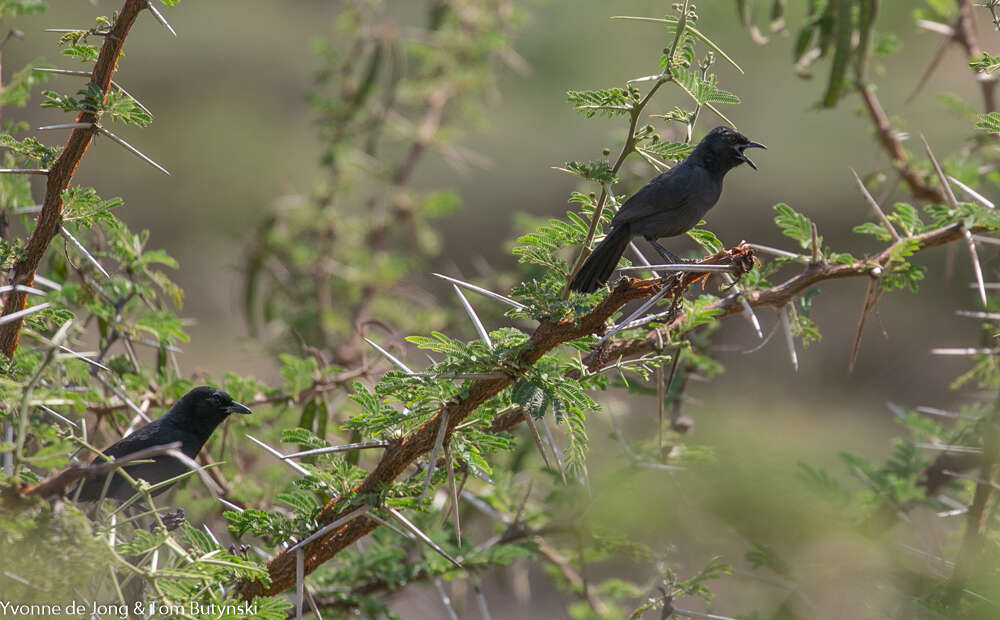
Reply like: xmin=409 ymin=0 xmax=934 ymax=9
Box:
xmin=739 ymin=141 xmax=766 ymax=171
xmin=226 ymin=401 xmax=253 ymax=415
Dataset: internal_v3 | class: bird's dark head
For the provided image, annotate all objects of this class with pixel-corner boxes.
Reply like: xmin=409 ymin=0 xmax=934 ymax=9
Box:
xmin=168 ymin=386 xmax=252 ymax=437
xmin=693 ymin=126 xmax=766 ymax=172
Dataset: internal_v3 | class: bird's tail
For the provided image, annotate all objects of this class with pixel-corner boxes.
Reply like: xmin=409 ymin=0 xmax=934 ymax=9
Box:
xmin=569 ymin=224 xmax=631 ymax=293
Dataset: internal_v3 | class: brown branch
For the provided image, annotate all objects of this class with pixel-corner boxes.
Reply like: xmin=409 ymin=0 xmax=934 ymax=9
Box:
xmin=5 ymin=441 xmax=181 ymax=501
xmin=239 ymin=224 xmax=980 ymax=600
xmin=857 ymin=84 xmax=945 ymax=203
xmin=956 ymin=0 xmax=998 ymax=114
xmin=235 ymin=249 xmax=752 ymax=599
xmin=584 ymin=222 xmax=971 ymax=371
xmin=0 ymin=0 xmax=148 ymax=358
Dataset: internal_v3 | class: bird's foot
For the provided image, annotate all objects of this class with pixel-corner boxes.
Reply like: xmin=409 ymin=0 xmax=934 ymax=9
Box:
xmin=160 ymin=508 xmax=186 ymax=532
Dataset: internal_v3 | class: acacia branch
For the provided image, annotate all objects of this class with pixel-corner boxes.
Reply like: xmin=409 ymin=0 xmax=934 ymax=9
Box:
xmin=585 ymin=221 xmax=972 ymax=370
xmin=956 ymin=0 xmax=997 ymax=114
xmin=4 ymin=441 xmax=182 ymax=501
xmin=237 ymin=221 xmax=978 ymax=599
xmin=857 ymin=84 xmax=945 ymax=203
xmin=0 ymin=0 xmax=148 ymax=358
xmin=235 ymin=249 xmax=752 ymax=598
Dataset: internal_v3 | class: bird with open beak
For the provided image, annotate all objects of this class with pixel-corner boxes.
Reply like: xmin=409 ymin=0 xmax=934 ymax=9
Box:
xmin=569 ymin=125 xmax=766 ymax=293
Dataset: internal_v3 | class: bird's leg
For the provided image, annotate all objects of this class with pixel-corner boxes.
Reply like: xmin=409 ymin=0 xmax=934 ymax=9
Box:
xmin=646 ymin=239 xmax=691 ymax=264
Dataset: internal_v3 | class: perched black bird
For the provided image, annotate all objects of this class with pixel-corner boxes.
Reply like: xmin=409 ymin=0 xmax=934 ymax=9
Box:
xmin=569 ymin=126 xmax=766 ymax=293
xmin=76 ymin=386 xmax=251 ymax=502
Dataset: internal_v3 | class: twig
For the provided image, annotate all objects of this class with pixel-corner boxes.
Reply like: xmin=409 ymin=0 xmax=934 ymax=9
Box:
xmin=17 ymin=441 xmax=182 ymax=499
xmin=849 ymin=271 xmax=883 ymax=372
xmin=0 ymin=0 xmax=149 ymax=357
xmin=850 ymin=168 xmax=900 ymax=241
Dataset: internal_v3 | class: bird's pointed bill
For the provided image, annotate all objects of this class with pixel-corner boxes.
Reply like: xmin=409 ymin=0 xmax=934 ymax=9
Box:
xmin=226 ymin=401 xmax=253 ymax=415
xmin=739 ymin=141 xmax=766 ymax=170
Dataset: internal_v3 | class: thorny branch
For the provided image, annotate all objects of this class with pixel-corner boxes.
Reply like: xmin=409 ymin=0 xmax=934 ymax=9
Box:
xmin=0 ymin=0 xmax=150 ymax=358
xmin=235 ymin=248 xmax=754 ymax=598
xmin=4 ymin=441 xmax=182 ymax=501
xmin=585 ymin=221 xmax=975 ymax=371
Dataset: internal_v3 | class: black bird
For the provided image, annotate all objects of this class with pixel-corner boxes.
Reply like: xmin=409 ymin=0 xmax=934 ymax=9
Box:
xmin=76 ymin=386 xmax=252 ymax=502
xmin=569 ymin=126 xmax=766 ymax=293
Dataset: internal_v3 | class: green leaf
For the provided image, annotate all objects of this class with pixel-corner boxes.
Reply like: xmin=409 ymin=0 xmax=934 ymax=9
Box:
xmin=103 ymin=89 xmax=153 ymax=127
xmin=279 ymin=353 xmax=318 ymax=399
xmin=0 ymin=1 xmax=45 ymax=17
xmin=0 ymin=63 xmax=50 ymax=108
xmin=686 ymin=227 xmax=722 ymax=253
xmin=821 ymin=0 xmax=852 ymax=108
xmin=567 ymin=87 xmax=632 ymax=118
xmin=556 ymin=160 xmax=618 ymax=184
xmin=773 ymin=203 xmax=814 ymax=249
xmin=976 ymin=112 xmax=1000 ymax=133
xmin=61 ymin=44 xmax=98 ymax=63
xmin=852 ymin=222 xmax=892 ymax=242
xmin=0 ymin=134 xmax=59 ymax=167
xmin=511 ymin=378 xmax=546 ymax=418
xmin=635 ymin=140 xmax=693 ymax=162
xmin=970 ymin=52 xmax=1000 ymax=74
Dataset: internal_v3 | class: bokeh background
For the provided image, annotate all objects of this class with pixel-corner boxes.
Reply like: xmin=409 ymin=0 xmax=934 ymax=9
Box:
xmin=6 ymin=1 xmax=1000 ymax=616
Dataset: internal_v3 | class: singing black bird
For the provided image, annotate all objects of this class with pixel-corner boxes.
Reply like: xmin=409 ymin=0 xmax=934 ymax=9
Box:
xmin=76 ymin=386 xmax=252 ymax=502
xmin=569 ymin=126 xmax=766 ymax=293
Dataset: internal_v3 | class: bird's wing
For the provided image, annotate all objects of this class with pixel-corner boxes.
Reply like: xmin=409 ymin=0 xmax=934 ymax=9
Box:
xmin=92 ymin=419 xmax=172 ymax=462
xmin=609 ymin=165 xmax=696 ymax=228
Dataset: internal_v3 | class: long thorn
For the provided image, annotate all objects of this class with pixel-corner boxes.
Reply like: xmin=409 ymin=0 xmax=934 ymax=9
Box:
xmin=37 ymin=404 xmax=78 ymax=428
xmin=722 ymin=273 xmax=762 ymax=338
xmin=453 ymin=285 xmax=492 ymax=349
xmin=629 ymin=241 xmax=664 ymax=279
xmin=931 ymin=347 xmax=1000 ymax=355
xmin=146 ymin=3 xmax=177 ymax=36
xmin=362 ymin=337 xmax=414 ymax=374
xmin=0 ymin=302 xmax=50 ymax=326
xmin=110 ymin=80 xmax=153 ymax=119
xmin=95 ymin=125 xmax=170 ymax=175
xmin=615 ymin=263 xmax=735 ymax=273
xmin=596 ymin=285 xmax=671 ymax=346
xmin=956 ymin=310 xmax=1000 ymax=320
xmin=963 ymin=229 xmax=988 ymax=308
xmin=385 ymin=507 xmax=463 ymax=569
xmin=920 ymin=135 xmax=958 ymax=208
xmin=522 ymin=408 xmax=553 ymax=470
xmin=0 ymin=284 xmax=45 ymax=295
xmin=282 ymin=441 xmax=389 ymax=459
xmin=474 ymin=582 xmax=493 ymax=620
xmin=366 ymin=510 xmax=415 ymax=539
xmin=779 ymin=305 xmax=798 ymax=372
xmin=58 ymin=345 xmax=112 ymax=372
xmin=445 ymin=445 xmax=461 ymax=547
xmin=61 ymin=226 xmax=111 ymax=278
xmin=850 ymin=168 xmax=900 ymax=241
xmin=0 ymin=168 xmax=47 ymax=175
xmin=295 ymin=549 xmax=304 ymax=620
xmin=245 ymin=434 xmax=311 ymax=476
xmin=420 ymin=411 xmax=449 ymax=505
xmin=540 ymin=419 xmax=567 ymax=485
xmin=38 ymin=122 xmax=95 ymax=131
xmin=746 ymin=243 xmax=809 ymax=262
xmin=849 ymin=276 xmax=882 ymax=373
xmin=434 ymin=579 xmax=460 ymax=620
xmin=93 ymin=374 xmax=151 ymax=422
xmin=32 ymin=275 xmax=62 ymax=291
xmin=949 ymin=176 xmax=994 ymax=209
xmin=432 ymin=273 xmax=525 ymax=309
xmin=286 ymin=506 xmax=371 ymax=553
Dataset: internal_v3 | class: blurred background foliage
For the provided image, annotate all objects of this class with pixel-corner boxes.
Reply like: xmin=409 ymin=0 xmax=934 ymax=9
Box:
xmin=1 ymin=0 xmax=1000 ymax=618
